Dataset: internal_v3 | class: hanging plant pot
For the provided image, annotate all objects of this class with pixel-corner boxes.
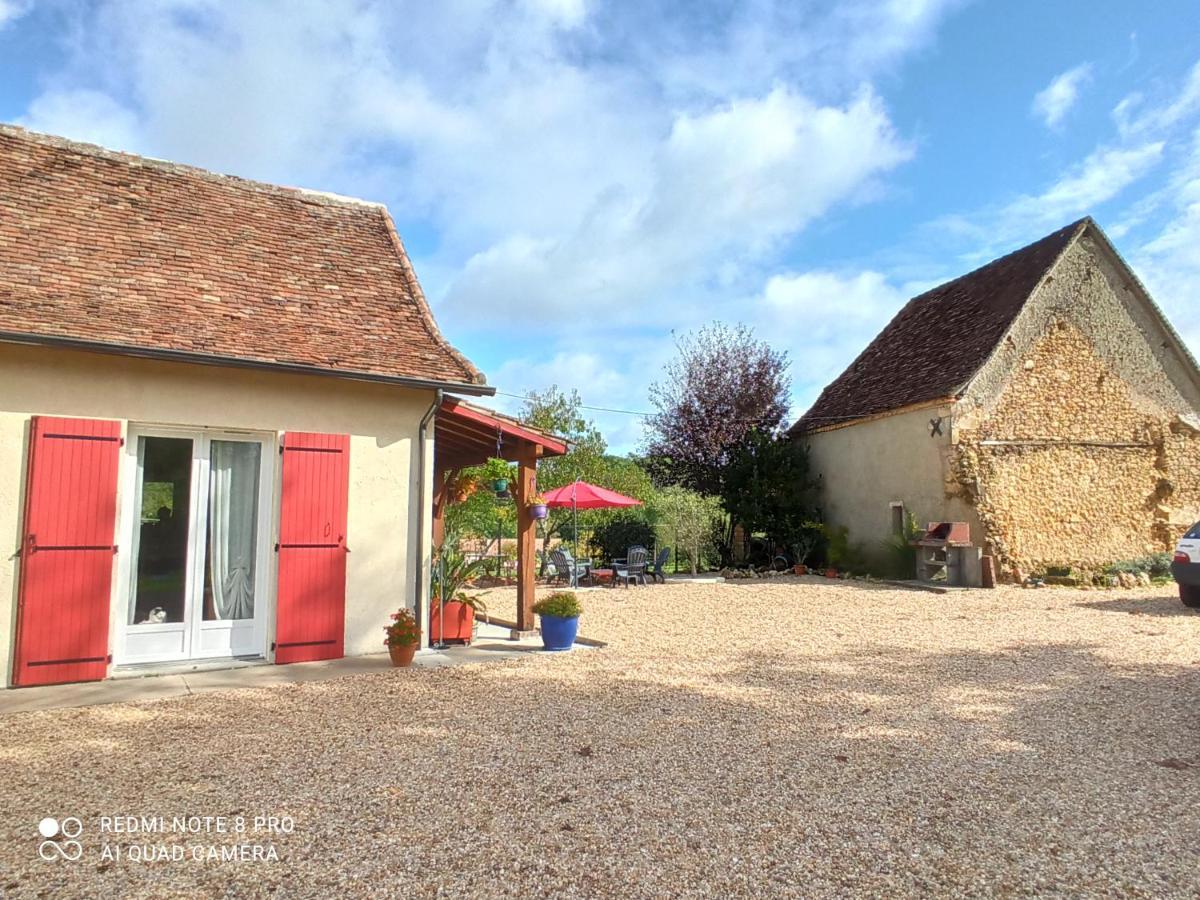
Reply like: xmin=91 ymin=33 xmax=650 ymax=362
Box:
xmin=492 ymin=478 xmax=509 ymax=494
xmin=451 ymin=478 xmax=477 ymax=503
xmin=531 ymin=503 xmax=548 ymax=520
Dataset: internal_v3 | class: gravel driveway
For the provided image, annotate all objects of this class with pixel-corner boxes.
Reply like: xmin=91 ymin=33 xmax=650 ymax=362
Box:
xmin=2 ymin=579 xmax=1199 ymax=898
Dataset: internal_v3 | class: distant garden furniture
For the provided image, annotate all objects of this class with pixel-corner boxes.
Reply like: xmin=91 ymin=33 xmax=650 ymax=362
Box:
xmin=550 ymin=548 xmax=592 ymax=587
xmin=612 ymin=546 xmax=649 ymax=588
xmin=646 ymin=547 xmax=670 ymax=583
xmin=590 ymin=567 xmax=615 ymax=586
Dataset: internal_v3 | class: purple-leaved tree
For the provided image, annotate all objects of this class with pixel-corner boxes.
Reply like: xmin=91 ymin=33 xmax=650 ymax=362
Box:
xmin=642 ymin=323 xmax=790 ymax=497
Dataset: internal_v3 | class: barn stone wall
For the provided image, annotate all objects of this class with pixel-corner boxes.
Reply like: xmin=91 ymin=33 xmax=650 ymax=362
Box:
xmin=950 ymin=235 xmax=1200 ymax=578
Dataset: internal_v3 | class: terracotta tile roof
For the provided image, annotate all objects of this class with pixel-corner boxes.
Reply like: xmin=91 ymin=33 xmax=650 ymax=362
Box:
xmin=791 ymin=219 xmax=1087 ymax=434
xmin=0 ymin=125 xmax=486 ymax=389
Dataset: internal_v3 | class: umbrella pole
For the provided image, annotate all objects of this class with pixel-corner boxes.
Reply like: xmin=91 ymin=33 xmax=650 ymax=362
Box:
xmin=572 ymin=488 xmax=579 ymax=588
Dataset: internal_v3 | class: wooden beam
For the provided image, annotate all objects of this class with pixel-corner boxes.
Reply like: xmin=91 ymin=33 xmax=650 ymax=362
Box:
xmin=432 ymin=462 xmax=454 ymax=549
xmin=440 ymin=398 xmax=569 ymax=456
xmin=515 ymin=443 xmax=538 ymax=632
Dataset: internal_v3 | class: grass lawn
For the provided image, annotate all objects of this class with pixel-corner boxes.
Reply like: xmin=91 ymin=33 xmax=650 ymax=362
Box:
xmin=2 ymin=579 xmax=1199 ymax=897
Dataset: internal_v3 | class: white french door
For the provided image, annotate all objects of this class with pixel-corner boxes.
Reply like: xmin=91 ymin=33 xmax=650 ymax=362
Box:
xmin=116 ymin=427 xmax=273 ymax=665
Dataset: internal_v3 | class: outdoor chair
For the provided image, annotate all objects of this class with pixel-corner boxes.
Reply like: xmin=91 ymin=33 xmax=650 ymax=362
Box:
xmin=612 ymin=546 xmax=649 ymax=588
xmin=646 ymin=547 xmax=670 ymax=583
xmin=550 ymin=548 xmax=592 ymax=587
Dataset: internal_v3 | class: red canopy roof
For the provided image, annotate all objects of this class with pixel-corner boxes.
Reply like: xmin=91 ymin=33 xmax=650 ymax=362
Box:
xmin=541 ymin=481 xmax=642 ymax=509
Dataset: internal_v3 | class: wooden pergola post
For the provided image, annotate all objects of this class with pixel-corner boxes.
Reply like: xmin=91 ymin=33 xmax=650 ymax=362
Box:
xmin=432 ymin=462 xmax=451 ymax=550
xmin=515 ymin=442 xmax=540 ymax=633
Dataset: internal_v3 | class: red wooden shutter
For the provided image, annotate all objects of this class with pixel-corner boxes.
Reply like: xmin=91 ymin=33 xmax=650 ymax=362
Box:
xmin=13 ymin=417 xmax=121 ymax=687
xmin=274 ymin=432 xmax=349 ymax=664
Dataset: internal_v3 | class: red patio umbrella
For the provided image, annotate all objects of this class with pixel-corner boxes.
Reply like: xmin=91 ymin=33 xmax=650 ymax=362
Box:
xmin=541 ymin=480 xmax=642 ymax=576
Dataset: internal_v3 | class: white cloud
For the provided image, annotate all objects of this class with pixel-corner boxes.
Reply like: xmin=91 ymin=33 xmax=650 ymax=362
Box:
xmin=1004 ymin=142 xmax=1163 ymax=226
xmin=489 ymin=343 xmax=671 ymax=453
xmin=441 ymin=86 xmax=912 ymax=327
xmin=753 ymin=269 xmax=910 ymax=412
xmin=1133 ymin=127 xmax=1200 ymax=360
xmin=18 ymin=89 xmax=143 ymax=152
xmin=1031 ymin=63 xmax=1092 ymax=128
xmin=0 ymin=0 xmax=31 ymax=29
xmin=931 ymin=141 xmax=1164 ymax=257
xmin=1114 ymin=61 xmax=1200 ymax=139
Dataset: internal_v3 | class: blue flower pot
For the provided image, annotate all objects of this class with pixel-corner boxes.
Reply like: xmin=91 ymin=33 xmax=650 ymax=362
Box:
xmin=539 ymin=614 xmax=579 ymax=651
xmin=531 ymin=503 xmax=548 ymax=520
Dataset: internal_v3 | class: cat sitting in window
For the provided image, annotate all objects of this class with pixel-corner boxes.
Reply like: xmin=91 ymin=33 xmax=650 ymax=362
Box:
xmin=138 ymin=607 xmax=167 ymax=624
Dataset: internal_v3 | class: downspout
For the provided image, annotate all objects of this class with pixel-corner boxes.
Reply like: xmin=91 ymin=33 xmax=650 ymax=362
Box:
xmin=415 ymin=389 xmax=443 ymax=645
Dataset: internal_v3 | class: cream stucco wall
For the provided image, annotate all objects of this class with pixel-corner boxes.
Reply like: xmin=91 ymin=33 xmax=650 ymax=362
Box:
xmin=801 ymin=403 xmax=981 ymax=561
xmin=0 ymin=343 xmax=436 ymax=687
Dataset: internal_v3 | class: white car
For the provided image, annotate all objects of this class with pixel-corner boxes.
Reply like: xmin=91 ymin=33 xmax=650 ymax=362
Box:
xmin=1174 ymin=522 xmax=1200 ymax=608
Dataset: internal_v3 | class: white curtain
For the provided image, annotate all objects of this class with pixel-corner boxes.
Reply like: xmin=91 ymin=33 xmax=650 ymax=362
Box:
xmin=209 ymin=441 xmax=260 ymax=621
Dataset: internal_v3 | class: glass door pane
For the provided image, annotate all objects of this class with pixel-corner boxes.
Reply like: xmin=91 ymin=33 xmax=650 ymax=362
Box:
xmin=130 ymin=436 xmax=193 ymax=625
xmin=202 ymin=440 xmax=262 ymax=621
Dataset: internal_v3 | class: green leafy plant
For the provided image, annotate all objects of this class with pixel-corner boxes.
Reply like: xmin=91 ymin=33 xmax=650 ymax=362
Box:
xmin=878 ymin=511 xmax=922 ymax=579
xmin=433 ymin=530 xmax=489 ymax=614
xmin=1105 ymin=553 xmax=1174 ymax=580
xmin=789 ymin=520 xmax=822 ymax=567
xmin=533 ymin=592 xmax=583 ymax=619
xmin=383 ymin=608 xmax=421 ymax=648
xmin=821 ymin=523 xmax=851 ymax=568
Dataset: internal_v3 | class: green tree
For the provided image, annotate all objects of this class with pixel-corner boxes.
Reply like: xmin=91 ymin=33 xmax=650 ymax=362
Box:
xmin=520 ymin=387 xmax=656 ymax=561
xmin=721 ymin=429 xmax=821 ymax=560
xmin=649 ymin=486 xmax=722 ymax=574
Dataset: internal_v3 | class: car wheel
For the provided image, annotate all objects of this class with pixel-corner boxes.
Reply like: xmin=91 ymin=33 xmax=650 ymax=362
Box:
xmin=1181 ymin=584 xmax=1200 ymax=608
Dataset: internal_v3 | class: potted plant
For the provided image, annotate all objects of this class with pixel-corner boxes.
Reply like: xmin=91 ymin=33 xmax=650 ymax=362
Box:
xmin=533 ymin=591 xmax=582 ymax=651
xmin=450 ymin=473 xmax=477 ymax=504
xmin=430 ymin=531 xmax=488 ymax=644
xmin=530 ymin=493 xmax=548 ymax=520
xmin=430 ymin=586 xmax=488 ymax=644
xmin=477 ymin=457 xmax=513 ymax=496
xmin=790 ymin=525 xmax=820 ymax=576
xmin=820 ymin=523 xmax=850 ymax=579
xmin=383 ymin=608 xmax=420 ymax=667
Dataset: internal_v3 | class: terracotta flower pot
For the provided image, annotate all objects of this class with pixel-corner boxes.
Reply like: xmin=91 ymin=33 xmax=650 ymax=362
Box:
xmin=388 ymin=643 xmax=417 ymax=667
xmin=825 ymin=568 xmax=838 ymax=578
xmin=793 ymin=564 xmax=807 ymax=575
xmin=429 ymin=599 xmax=475 ymax=644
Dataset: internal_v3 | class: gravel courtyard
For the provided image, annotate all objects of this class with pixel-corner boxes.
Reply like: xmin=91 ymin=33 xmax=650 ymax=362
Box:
xmin=2 ymin=579 xmax=1199 ymax=898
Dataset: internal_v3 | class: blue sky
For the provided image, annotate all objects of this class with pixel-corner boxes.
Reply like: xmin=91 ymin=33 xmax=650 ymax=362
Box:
xmin=2 ymin=0 xmax=1198 ymax=453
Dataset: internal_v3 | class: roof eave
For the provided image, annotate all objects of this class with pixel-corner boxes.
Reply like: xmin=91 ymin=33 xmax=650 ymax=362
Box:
xmin=791 ymin=395 xmax=957 ymax=437
xmin=0 ymin=331 xmax=496 ymax=397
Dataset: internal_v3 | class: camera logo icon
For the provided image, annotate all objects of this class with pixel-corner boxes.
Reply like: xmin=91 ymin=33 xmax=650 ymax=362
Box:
xmin=38 ymin=817 xmax=83 ymax=861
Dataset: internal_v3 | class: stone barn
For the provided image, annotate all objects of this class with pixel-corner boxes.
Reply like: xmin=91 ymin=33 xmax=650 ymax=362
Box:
xmin=790 ymin=217 xmax=1200 ymax=581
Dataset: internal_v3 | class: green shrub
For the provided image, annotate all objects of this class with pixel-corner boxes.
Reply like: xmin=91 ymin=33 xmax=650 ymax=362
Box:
xmin=533 ymin=592 xmax=582 ymax=619
xmin=877 ymin=512 xmax=922 ymax=579
xmin=822 ymin=524 xmax=851 ymax=568
xmin=589 ymin=515 xmax=656 ymax=563
xmin=1105 ymin=553 xmax=1174 ymax=580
